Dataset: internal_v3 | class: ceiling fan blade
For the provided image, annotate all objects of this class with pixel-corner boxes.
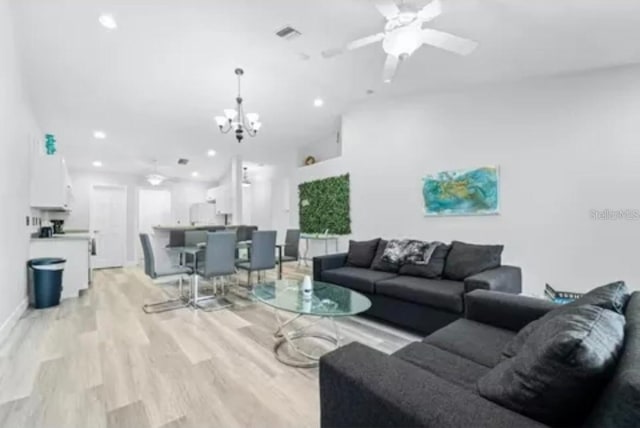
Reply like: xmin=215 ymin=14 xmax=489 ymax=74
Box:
xmin=382 ymin=54 xmax=399 ymax=83
xmin=375 ymin=0 xmax=400 ymax=19
xmin=346 ymin=33 xmax=385 ymax=51
xmin=322 ymin=33 xmax=385 ymax=59
xmin=417 ymin=0 xmax=442 ymax=22
xmin=421 ymin=28 xmax=478 ymax=55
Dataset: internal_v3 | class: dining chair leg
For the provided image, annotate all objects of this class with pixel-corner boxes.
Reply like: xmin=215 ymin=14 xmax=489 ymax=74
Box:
xmin=142 ymin=276 xmax=189 ymax=314
xmin=193 ymin=275 xmax=199 ymax=309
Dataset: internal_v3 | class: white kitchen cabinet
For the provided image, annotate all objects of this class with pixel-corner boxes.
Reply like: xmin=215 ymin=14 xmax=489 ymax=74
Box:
xmin=206 ymin=185 xmax=231 ymax=214
xmin=29 ymin=236 xmax=90 ymax=300
xmin=206 ymin=187 xmax=218 ymax=202
xmin=189 ymin=202 xmax=217 ymax=225
xmin=30 ymin=155 xmax=74 ymax=210
xmin=215 ymin=184 xmax=232 ymax=214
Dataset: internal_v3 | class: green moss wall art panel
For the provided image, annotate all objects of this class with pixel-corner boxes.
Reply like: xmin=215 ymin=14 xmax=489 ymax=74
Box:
xmin=299 ymin=174 xmax=351 ymax=235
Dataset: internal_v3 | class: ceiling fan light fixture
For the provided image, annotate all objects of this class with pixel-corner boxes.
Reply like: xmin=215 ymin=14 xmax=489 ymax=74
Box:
xmin=383 ymin=25 xmax=422 ymax=58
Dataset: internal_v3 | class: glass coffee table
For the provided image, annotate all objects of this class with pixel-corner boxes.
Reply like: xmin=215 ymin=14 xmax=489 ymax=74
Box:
xmin=253 ymin=279 xmax=372 ymax=368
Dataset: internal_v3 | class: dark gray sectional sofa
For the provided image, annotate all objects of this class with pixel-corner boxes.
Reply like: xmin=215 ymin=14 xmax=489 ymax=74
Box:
xmin=314 ymin=239 xmax=522 ymax=334
xmin=320 ymin=288 xmax=640 ymax=428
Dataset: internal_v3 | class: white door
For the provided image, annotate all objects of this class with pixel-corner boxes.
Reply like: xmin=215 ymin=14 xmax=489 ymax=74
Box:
xmin=91 ymin=185 xmax=127 ymax=269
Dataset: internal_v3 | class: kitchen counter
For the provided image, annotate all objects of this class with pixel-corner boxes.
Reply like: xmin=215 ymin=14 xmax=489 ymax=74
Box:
xmin=30 ymin=235 xmax=91 ymax=300
xmin=153 ymin=225 xmax=222 ymax=231
xmin=31 ymin=233 xmax=91 ymax=241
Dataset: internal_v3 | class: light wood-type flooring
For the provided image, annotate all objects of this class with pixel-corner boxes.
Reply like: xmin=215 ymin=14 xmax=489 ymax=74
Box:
xmin=0 ymin=264 xmax=419 ymax=428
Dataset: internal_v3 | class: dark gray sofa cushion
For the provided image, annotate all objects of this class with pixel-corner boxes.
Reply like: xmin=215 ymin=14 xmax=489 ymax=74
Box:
xmin=479 ymin=305 xmax=625 ymax=426
xmin=346 ymin=238 xmax=380 ymax=268
xmin=370 ymin=239 xmax=400 ymax=273
xmin=320 ymin=266 xmax=397 ymax=294
xmin=393 ymin=342 xmax=489 ymax=390
xmin=398 ymin=243 xmax=451 ymax=279
xmin=424 ymin=319 xmax=516 ymax=367
xmin=585 ymin=292 xmax=640 ymax=428
xmin=502 ymin=281 xmax=630 ymax=359
xmin=443 ymin=241 xmax=503 ymax=281
xmin=376 ymin=276 xmax=465 ymax=313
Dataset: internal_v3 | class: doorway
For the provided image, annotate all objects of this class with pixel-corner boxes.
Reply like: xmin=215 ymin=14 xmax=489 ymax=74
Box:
xmin=90 ymin=185 xmax=127 ymax=269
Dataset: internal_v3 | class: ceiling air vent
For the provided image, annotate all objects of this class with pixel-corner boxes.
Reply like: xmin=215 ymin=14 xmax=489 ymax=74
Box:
xmin=275 ymin=26 xmax=301 ymax=41
xmin=177 ymin=158 xmax=189 ymax=165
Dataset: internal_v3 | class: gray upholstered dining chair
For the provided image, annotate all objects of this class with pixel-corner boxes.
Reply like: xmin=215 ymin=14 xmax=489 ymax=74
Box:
xmin=184 ymin=230 xmax=207 ymax=268
xmin=139 ymin=233 xmax=192 ymax=313
xmin=235 ymin=230 xmax=276 ymax=287
xmin=280 ymin=229 xmax=301 ymax=265
xmin=192 ymin=231 xmax=236 ymax=311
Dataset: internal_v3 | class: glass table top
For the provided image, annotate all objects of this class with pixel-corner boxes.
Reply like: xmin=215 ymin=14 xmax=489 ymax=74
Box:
xmin=253 ymin=279 xmax=372 ymax=316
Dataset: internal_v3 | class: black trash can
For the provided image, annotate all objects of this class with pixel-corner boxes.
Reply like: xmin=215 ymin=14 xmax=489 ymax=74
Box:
xmin=28 ymin=258 xmax=66 ymax=309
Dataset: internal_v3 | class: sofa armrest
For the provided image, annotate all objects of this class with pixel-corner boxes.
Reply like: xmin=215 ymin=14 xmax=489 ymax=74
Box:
xmin=465 ymin=289 xmax=558 ymax=332
xmin=313 ymin=253 xmax=348 ymax=281
xmin=464 ymin=265 xmax=522 ymax=294
xmin=320 ymin=342 xmax=548 ymax=428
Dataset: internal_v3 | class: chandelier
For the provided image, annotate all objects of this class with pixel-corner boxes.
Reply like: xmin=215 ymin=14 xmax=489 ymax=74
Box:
xmin=215 ymin=68 xmax=262 ymax=143
xmin=146 ymin=160 xmax=166 ymax=186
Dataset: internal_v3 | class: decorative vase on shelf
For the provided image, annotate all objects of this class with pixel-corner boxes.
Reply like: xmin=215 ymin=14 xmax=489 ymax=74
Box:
xmin=302 ymin=275 xmax=313 ymax=300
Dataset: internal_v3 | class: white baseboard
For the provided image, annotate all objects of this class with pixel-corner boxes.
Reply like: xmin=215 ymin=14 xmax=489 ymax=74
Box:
xmin=0 ymin=298 xmax=28 ymax=346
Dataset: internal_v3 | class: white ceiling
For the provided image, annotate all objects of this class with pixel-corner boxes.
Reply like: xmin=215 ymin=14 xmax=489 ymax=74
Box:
xmin=12 ymin=0 xmax=640 ymax=182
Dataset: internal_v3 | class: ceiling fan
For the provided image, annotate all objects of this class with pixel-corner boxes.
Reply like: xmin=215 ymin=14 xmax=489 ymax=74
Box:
xmin=322 ymin=0 xmax=478 ymax=83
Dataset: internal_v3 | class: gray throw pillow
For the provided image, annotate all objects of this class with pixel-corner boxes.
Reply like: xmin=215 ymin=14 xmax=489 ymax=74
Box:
xmin=442 ymin=241 xmax=503 ymax=281
xmin=346 ymin=238 xmax=380 ymax=268
xmin=502 ymin=281 xmax=630 ymax=359
xmin=398 ymin=243 xmax=451 ymax=279
xmin=370 ymin=240 xmax=400 ymax=273
xmin=478 ymin=305 xmax=625 ymax=426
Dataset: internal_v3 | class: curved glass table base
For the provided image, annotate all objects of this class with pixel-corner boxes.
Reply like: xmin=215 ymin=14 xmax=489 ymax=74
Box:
xmin=273 ymin=310 xmax=341 ymax=368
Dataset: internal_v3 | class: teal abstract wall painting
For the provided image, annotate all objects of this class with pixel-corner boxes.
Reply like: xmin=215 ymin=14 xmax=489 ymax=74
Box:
xmin=45 ymin=134 xmax=57 ymax=155
xmin=422 ymin=166 xmax=499 ymax=216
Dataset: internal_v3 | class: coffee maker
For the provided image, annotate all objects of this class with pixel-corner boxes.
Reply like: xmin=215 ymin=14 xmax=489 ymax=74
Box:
xmin=51 ymin=220 xmax=65 ymax=235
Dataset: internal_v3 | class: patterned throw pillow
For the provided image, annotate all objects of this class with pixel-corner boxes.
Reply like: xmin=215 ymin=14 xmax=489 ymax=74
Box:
xmin=403 ymin=240 xmax=430 ymax=263
xmin=381 ymin=239 xmax=407 ymax=264
xmin=398 ymin=242 xmax=451 ymax=279
xmin=382 ymin=239 xmax=430 ymax=265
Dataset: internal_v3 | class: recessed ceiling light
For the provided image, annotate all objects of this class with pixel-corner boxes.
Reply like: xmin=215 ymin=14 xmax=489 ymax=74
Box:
xmin=92 ymin=161 xmax=103 ymax=167
xmin=93 ymin=130 xmax=107 ymax=139
xmin=99 ymin=14 xmax=117 ymax=30
xmin=191 ymin=171 xmax=199 ymax=177
xmin=313 ymin=98 xmax=324 ymax=107
xmin=207 ymin=149 xmax=217 ymax=157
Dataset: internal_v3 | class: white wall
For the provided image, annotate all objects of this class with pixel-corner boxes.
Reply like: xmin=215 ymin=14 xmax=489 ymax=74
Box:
xmin=65 ymin=170 xmax=207 ymax=264
xmin=333 ymin=65 xmax=640 ymax=294
xmin=297 ymin=133 xmax=342 ymax=167
xmin=288 ymin=65 xmax=640 ymax=295
xmin=0 ymin=0 xmax=42 ymax=336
